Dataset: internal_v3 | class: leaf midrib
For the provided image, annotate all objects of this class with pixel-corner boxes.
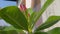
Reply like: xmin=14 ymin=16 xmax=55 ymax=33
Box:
xmin=3 ymin=12 xmax=25 ymax=29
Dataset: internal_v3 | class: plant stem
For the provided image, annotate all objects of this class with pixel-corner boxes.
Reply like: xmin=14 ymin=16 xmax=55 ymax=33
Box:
xmin=28 ymin=32 xmax=32 ymax=34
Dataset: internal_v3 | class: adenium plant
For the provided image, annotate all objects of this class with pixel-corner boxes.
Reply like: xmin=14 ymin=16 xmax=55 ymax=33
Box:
xmin=0 ymin=0 xmax=60 ymax=34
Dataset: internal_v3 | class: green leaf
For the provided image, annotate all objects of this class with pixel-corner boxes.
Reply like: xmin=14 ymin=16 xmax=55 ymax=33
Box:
xmin=34 ymin=0 xmax=54 ymax=25
xmin=27 ymin=8 xmax=33 ymax=15
xmin=29 ymin=0 xmax=54 ymax=29
xmin=19 ymin=30 xmax=26 ymax=34
xmin=4 ymin=26 xmax=17 ymax=31
xmin=4 ymin=26 xmax=22 ymax=32
xmin=0 ymin=30 xmax=7 ymax=34
xmin=29 ymin=12 xmax=36 ymax=29
xmin=34 ymin=31 xmax=48 ymax=34
xmin=47 ymin=27 xmax=60 ymax=34
xmin=0 ymin=6 xmax=28 ymax=30
xmin=36 ymin=16 xmax=60 ymax=31
xmin=7 ymin=30 xmax=18 ymax=34
xmin=0 ymin=30 xmax=18 ymax=34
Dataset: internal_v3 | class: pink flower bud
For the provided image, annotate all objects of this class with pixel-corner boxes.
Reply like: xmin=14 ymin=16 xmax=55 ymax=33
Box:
xmin=20 ymin=4 xmax=27 ymax=11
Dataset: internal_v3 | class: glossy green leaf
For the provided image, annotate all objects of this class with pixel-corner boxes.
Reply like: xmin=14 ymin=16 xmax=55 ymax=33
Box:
xmin=34 ymin=31 xmax=48 ymax=34
xmin=47 ymin=27 xmax=60 ymax=34
xmin=0 ymin=6 xmax=28 ymax=30
xmin=34 ymin=0 xmax=54 ymax=25
xmin=36 ymin=16 xmax=60 ymax=31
